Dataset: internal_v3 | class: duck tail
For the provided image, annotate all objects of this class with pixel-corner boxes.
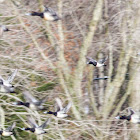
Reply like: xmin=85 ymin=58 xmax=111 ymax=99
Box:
xmin=54 ymin=16 xmax=61 ymax=21
xmin=4 ymin=28 xmax=10 ymax=32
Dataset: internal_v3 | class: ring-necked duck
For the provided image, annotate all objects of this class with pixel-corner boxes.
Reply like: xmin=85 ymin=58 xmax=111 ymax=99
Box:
xmin=0 ymin=25 xmax=10 ymax=36
xmin=0 ymin=69 xmax=18 ymax=93
xmin=44 ymin=98 xmax=72 ymax=118
xmin=0 ymin=122 xmax=16 ymax=136
xmin=115 ymin=109 xmax=140 ymax=124
xmin=22 ymin=117 xmax=51 ymax=135
xmin=25 ymin=6 xmax=60 ymax=21
xmin=86 ymin=56 xmax=108 ymax=67
xmin=12 ymin=91 xmax=47 ymax=111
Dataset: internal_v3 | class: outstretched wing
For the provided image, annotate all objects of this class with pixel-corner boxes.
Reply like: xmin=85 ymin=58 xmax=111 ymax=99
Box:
xmin=39 ymin=118 xmax=51 ymax=129
xmin=44 ymin=7 xmax=57 ymax=16
xmin=28 ymin=117 xmax=38 ymax=128
xmin=64 ymin=101 xmax=72 ymax=113
xmin=23 ymin=91 xmax=39 ymax=104
xmin=39 ymin=96 xmax=47 ymax=105
xmin=128 ymin=108 xmax=135 ymax=115
xmin=6 ymin=122 xmax=16 ymax=132
xmin=86 ymin=56 xmax=97 ymax=65
xmin=7 ymin=69 xmax=18 ymax=84
xmin=55 ymin=98 xmax=63 ymax=111
xmin=0 ymin=75 xmax=4 ymax=84
xmin=99 ymin=56 xmax=108 ymax=64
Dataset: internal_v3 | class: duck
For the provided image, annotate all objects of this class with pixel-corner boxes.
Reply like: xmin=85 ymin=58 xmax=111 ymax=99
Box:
xmin=22 ymin=117 xmax=51 ymax=135
xmin=44 ymin=98 xmax=72 ymax=118
xmin=0 ymin=69 xmax=18 ymax=93
xmin=0 ymin=122 xmax=16 ymax=136
xmin=93 ymin=76 xmax=109 ymax=80
xmin=12 ymin=91 xmax=47 ymax=111
xmin=25 ymin=6 xmax=60 ymax=21
xmin=86 ymin=56 xmax=108 ymax=67
xmin=0 ymin=25 xmax=10 ymax=36
xmin=115 ymin=109 xmax=140 ymax=124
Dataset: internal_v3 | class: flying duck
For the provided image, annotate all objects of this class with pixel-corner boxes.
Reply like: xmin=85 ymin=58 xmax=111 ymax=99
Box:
xmin=0 ymin=69 xmax=18 ymax=93
xmin=44 ymin=98 xmax=72 ymax=118
xmin=22 ymin=117 xmax=51 ymax=135
xmin=12 ymin=91 xmax=47 ymax=111
xmin=0 ymin=122 xmax=16 ymax=136
xmin=0 ymin=25 xmax=10 ymax=36
xmin=115 ymin=109 xmax=140 ymax=124
xmin=93 ymin=76 xmax=109 ymax=80
xmin=25 ymin=6 xmax=60 ymax=21
xmin=86 ymin=56 xmax=108 ymax=67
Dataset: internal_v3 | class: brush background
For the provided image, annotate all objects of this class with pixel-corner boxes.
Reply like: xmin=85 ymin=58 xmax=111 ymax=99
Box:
xmin=0 ymin=0 xmax=140 ymax=139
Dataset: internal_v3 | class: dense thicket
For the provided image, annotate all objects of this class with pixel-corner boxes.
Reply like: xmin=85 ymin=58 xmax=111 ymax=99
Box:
xmin=0 ymin=0 xmax=140 ymax=139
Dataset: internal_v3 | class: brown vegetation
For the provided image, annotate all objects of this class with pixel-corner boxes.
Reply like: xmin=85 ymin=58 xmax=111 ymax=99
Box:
xmin=0 ymin=0 xmax=140 ymax=139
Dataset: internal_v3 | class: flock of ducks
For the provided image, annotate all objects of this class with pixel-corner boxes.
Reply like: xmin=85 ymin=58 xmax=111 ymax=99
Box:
xmin=0 ymin=6 xmax=70 ymax=136
xmin=0 ymin=68 xmax=72 ymax=136
xmin=0 ymin=4 xmax=140 ymax=137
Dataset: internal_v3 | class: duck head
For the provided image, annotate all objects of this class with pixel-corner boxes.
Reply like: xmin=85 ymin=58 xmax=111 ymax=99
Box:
xmin=115 ymin=115 xmax=131 ymax=121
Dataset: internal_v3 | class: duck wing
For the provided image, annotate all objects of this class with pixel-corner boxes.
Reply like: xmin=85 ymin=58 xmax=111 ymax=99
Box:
xmin=63 ymin=101 xmax=72 ymax=113
xmin=55 ymin=98 xmax=63 ymax=111
xmin=0 ymin=79 xmax=3 ymax=85
xmin=39 ymin=118 xmax=51 ymax=129
xmin=28 ymin=117 xmax=38 ymax=128
xmin=0 ymin=75 xmax=4 ymax=84
xmin=44 ymin=7 xmax=57 ymax=16
xmin=86 ymin=57 xmax=97 ymax=65
xmin=99 ymin=56 xmax=108 ymax=64
xmin=39 ymin=96 xmax=47 ymax=105
xmin=55 ymin=104 xmax=60 ymax=112
xmin=128 ymin=108 xmax=135 ymax=115
xmin=23 ymin=91 xmax=39 ymax=105
xmin=7 ymin=69 xmax=18 ymax=84
xmin=6 ymin=122 xmax=16 ymax=132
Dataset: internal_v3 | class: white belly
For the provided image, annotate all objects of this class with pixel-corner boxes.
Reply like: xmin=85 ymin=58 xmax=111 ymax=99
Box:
xmin=57 ymin=112 xmax=68 ymax=118
xmin=29 ymin=104 xmax=37 ymax=110
xmin=2 ymin=131 xmax=12 ymax=136
xmin=44 ymin=13 xmax=55 ymax=21
xmin=131 ymin=115 xmax=140 ymax=123
xmin=35 ymin=128 xmax=45 ymax=135
xmin=96 ymin=63 xmax=103 ymax=67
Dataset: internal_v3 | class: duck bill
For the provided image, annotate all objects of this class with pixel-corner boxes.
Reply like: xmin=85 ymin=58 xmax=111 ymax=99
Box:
xmin=25 ymin=13 xmax=32 ymax=16
xmin=115 ymin=116 xmax=120 ymax=119
xmin=43 ymin=111 xmax=47 ymax=114
xmin=12 ymin=102 xmax=18 ymax=105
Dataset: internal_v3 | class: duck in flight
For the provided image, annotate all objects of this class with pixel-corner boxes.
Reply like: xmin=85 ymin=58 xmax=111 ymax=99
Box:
xmin=0 ymin=25 xmax=10 ymax=36
xmin=0 ymin=69 xmax=18 ymax=93
xmin=12 ymin=91 xmax=47 ymax=111
xmin=115 ymin=109 xmax=140 ymax=124
xmin=44 ymin=98 xmax=72 ymax=118
xmin=25 ymin=6 xmax=60 ymax=21
xmin=0 ymin=122 xmax=16 ymax=136
xmin=22 ymin=117 xmax=51 ymax=135
xmin=86 ymin=56 xmax=108 ymax=67
xmin=93 ymin=76 xmax=109 ymax=80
